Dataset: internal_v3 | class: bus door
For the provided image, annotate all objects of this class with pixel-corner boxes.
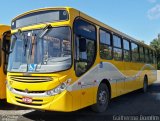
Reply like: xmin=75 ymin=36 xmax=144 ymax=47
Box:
xmin=74 ymin=18 xmax=97 ymax=108
xmin=2 ymin=31 xmax=11 ymax=74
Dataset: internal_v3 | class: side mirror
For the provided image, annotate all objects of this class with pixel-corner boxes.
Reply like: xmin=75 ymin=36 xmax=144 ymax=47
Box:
xmin=2 ymin=31 xmax=11 ymax=54
xmin=79 ymin=38 xmax=86 ymax=52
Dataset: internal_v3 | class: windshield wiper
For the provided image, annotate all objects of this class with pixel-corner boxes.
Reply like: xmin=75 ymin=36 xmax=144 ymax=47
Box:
xmin=35 ymin=24 xmax=52 ymax=65
xmin=30 ymin=33 xmax=37 ymax=56
xmin=18 ymin=29 xmax=28 ymax=56
xmin=39 ymin=24 xmax=52 ymax=38
xmin=10 ymin=34 xmax=17 ymax=53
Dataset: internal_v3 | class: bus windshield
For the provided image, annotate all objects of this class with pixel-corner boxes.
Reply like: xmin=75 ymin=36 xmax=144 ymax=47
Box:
xmin=8 ymin=26 xmax=72 ymax=73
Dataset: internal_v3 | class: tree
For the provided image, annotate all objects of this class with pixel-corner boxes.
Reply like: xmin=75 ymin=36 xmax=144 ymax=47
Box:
xmin=140 ymin=40 xmax=145 ymax=43
xmin=150 ymin=34 xmax=160 ymax=69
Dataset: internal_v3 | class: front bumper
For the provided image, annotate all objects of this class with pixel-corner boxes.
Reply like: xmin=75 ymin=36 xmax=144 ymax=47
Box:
xmin=7 ymin=87 xmax=73 ymax=112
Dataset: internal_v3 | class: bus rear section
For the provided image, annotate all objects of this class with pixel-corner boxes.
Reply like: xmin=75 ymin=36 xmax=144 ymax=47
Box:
xmin=0 ymin=25 xmax=10 ymax=99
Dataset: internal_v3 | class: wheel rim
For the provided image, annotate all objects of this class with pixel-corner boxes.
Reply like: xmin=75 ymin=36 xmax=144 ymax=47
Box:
xmin=98 ymin=90 xmax=107 ymax=105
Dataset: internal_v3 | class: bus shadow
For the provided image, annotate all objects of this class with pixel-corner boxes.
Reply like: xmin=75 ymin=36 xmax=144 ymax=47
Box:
xmin=22 ymin=83 xmax=160 ymax=121
xmin=148 ymin=82 xmax=160 ymax=93
xmin=0 ymin=100 xmax=29 ymax=110
xmin=22 ymin=108 xmax=113 ymax=121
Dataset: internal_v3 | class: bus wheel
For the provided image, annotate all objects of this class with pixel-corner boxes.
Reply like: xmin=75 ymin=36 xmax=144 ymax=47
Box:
xmin=143 ymin=76 xmax=148 ymax=93
xmin=91 ymin=83 xmax=109 ymax=113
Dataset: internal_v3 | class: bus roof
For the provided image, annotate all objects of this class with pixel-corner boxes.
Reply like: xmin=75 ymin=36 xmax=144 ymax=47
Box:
xmin=12 ymin=7 xmax=155 ymax=51
xmin=0 ymin=24 xmax=10 ymax=27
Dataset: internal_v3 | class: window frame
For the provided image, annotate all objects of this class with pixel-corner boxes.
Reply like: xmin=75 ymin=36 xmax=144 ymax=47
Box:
xmin=99 ymin=28 xmax=113 ymax=60
xmin=113 ymin=34 xmax=123 ymax=61
xmin=153 ymin=51 xmax=157 ymax=64
xmin=139 ymin=46 xmax=145 ymax=63
xmin=144 ymin=48 xmax=150 ymax=63
xmin=123 ymin=38 xmax=131 ymax=62
xmin=73 ymin=17 xmax=97 ymax=77
xmin=131 ymin=42 xmax=139 ymax=62
xmin=149 ymin=49 xmax=153 ymax=64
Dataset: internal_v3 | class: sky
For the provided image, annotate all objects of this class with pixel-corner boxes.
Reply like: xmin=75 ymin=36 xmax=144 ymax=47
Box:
xmin=1 ymin=0 xmax=160 ymax=45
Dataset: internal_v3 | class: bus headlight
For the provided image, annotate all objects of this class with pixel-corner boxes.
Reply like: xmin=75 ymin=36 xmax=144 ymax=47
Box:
xmin=6 ymin=81 xmax=14 ymax=92
xmin=46 ymin=79 xmax=71 ymax=96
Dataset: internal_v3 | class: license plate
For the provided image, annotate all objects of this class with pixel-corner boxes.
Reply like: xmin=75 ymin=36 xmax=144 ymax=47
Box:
xmin=22 ymin=97 xmax=32 ymax=103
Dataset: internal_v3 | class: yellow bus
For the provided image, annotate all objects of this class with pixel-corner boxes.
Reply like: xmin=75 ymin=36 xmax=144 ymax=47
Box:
xmin=7 ymin=7 xmax=157 ymax=112
xmin=0 ymin=24 xmax=10 ymax=99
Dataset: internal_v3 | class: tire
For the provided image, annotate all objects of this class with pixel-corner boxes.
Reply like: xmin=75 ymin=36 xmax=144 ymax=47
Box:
xmin=91 ymin=83 xmax=109 ymax=113
xmin=143 ymin=76 xmax=148 ymax=93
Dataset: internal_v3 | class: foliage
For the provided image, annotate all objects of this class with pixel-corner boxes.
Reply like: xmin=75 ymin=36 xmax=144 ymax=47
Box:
xmin=150 ymin=34 xmax=160 ymax=69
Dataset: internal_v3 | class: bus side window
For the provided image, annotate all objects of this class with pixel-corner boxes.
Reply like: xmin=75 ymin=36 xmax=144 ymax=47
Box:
xmin=144 ymin=48 xmax=149 ymax=63
xmin=149 ymin=50 xmax=153 ymax=64
xmin=113 ymin=35 xmax=122 ymax=61
xmin=153 ymin=52 xmax=156 ymax=64
xmin=74 ymin=18 xmax=97 ymax=77
xmin=99 ymin=29 xmax=112 ymax=60
xmin=139 ymin=46 xmax=145 ymax=63
xmin=131 ymin=42 xmax=139 ymax=62
xmin=123 ymin=39 xmax=131 ymax=61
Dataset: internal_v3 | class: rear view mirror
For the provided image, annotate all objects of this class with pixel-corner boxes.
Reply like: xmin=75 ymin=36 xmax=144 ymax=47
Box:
xmin=2 ymin=31 xmax=11 ymax=54
xmin=79 ymin=38 xmax=86 ymax=52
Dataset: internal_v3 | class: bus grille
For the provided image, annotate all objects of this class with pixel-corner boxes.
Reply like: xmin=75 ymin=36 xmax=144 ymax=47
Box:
xmin=9 ymin=75 xmax=53 ymax=83
xmin=17 ymin=101 xmax=42 ymax=106
xmin=14 ymin=88 xmax=45 ymax=93
xmin=15 ymin=96 xmax=43 ymax=102
xmin=15 ymin=96 xmax=43 ymax=106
